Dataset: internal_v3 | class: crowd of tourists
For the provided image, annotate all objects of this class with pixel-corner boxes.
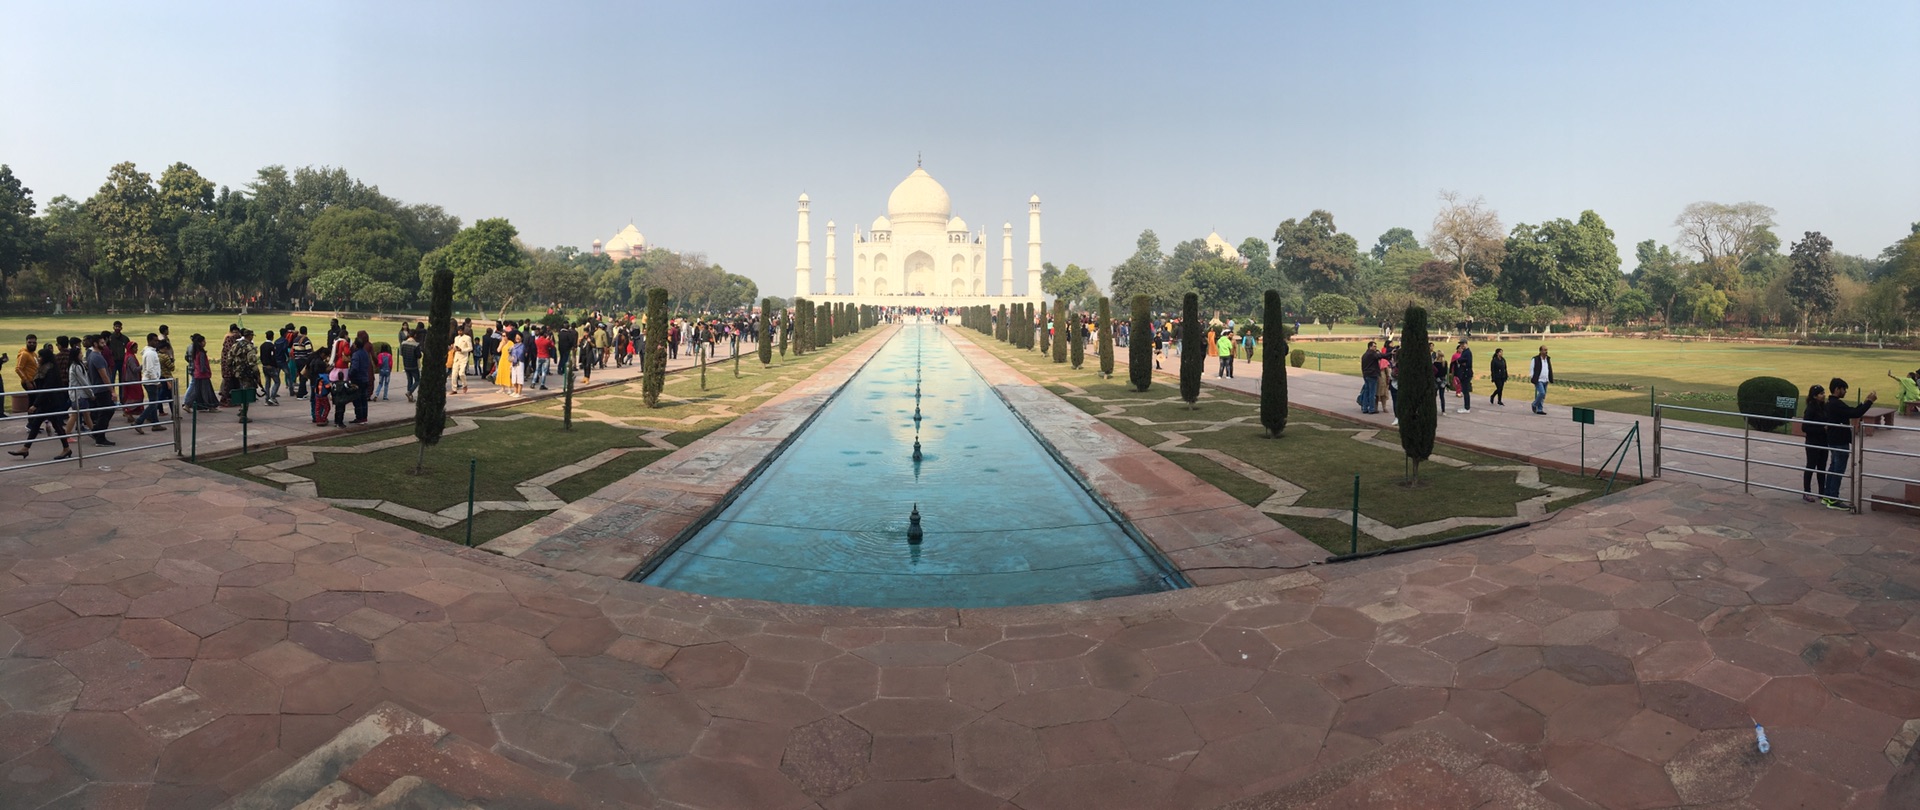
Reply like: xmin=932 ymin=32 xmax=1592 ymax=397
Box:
xmin=3 ymin=322 xmax=175 ymax=460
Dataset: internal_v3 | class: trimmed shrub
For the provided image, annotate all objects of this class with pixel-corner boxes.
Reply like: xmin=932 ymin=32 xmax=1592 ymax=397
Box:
xmin=413 ymin=263 xmax=453 ymax=474
xmin=1398 ymin=305 xmax=1438 ymax=482
xmin=1180 ymin=293 xmax=1202 ymax=406
xmin=1737 ymin=376 xmax=1800 ymax=432
xmin=1260 ymin=290 xmax=1287 ymax=437
xmin=1039 ymin=304 xmax=1052 ymax=355
xmin=1289 ymin=348 xmax=1306 ymax=368
xmin=1097 ymin=297 xmax=1114 ymax=378
xmin=1052 ymin=299 xmax=1068 ymax=364
xmin=643 ymin=288 xmax=669 ymax=407
xmin=1129 ymin=295 xmax=1151 ymax=391
xmin=1069 ymin=312 xmax=1085 ymax=369
xmin=758 ymin=298 xmax=773 ymax=366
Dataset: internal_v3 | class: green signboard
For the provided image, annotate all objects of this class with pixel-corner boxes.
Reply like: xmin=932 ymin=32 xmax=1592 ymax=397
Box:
xmin=1571 ymin=407 xmax=1595 ymax=425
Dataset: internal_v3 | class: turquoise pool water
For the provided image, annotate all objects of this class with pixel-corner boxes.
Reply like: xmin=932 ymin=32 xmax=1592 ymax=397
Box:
xmin=638 ymin=323 xmax=1182 ymax=607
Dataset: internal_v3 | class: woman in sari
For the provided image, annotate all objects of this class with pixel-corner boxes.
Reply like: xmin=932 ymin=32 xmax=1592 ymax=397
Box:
xmin=495 ymin=333 xmax=517 ymax=393
xmin=120 ymin=340 xmax=147 ymax=433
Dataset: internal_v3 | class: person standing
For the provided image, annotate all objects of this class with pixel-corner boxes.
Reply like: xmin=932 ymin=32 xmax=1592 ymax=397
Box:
xmin=7 ymin=347 xmax=71 ymax=460
xmin=1358 ymin=341 xmax=1382 ymax=414
xmin=218 ymin=324 xmax=240 ymax=406
xmin=374 ymin=343 xmax=393 ymax=401
xmin=1818 ymin=378 xmax=1878 ymax=509
xmin=1489 ymin=348 xmax=1508 ymax=406
xmin=133 ymin=334 xmax=166 ymax=432
xmin=348 ymin=334 xmax=373 ymax=424
xmin=1800 ymin=385 xmax=1828 ymax=503
xmin=86 ymin=335 xmax=117 ymax=444
xmin=308 ymin=350 xmax=333 ymax=426
xmin=533 ymin=329 xmax=553 ymax=389
xmin=13 ymin=334 xmax=38 ymax=416
xmin=261 ymin=328 xmax=285 ymax=405
xmin=1453 ymin=340 xmax=1474 ymax=413
xmin=186 ymin=334 xmax=217 ymax=412
xmin=400 ymin=330 xmax=421 ymax=403
xmin=1432 ymin=350 xmax=1449 ymax=414
xmin=451 ymin=327 xmax=473 ymax=395
xmin=230 ymin=330 xmax=260 ymax=424
xmin=1216 ymin=330 xmax=1235 ymax=379
xmin=1529 ymin=346 xmax=1553 ymax=415
xmin=289 ymin=327 xmax=313 ymax=400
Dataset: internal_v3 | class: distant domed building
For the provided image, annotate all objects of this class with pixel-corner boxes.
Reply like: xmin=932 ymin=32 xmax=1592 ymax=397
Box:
xmin=594 ymin=224 xmax=647 ymax=259
xmin=1204 ymin=230 xmax=1247 ymax=265
xmin=795 ymin=163 xmax=1043 ymax=307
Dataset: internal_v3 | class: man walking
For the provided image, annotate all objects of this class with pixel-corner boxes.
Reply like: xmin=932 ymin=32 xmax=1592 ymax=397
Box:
xmin=1216 ymin=330 xmax=1235 ymax=379
xmin=133 ymin=334 xmax=167 ymax=431
xmin=1529 ymin=346 xmax=1552 ymax=415
xmin=1454 ymin=340 xmax=1474 ymax=413
xmin=400 ymin=330 xmax=421 ymax=402
xmin=289 ymin=327 xmax=313 ymax=399
xmin=85 ymin=335 xmax=117 ymax=445
xmin=1359 ymin=341 xmax=1382 ymax=414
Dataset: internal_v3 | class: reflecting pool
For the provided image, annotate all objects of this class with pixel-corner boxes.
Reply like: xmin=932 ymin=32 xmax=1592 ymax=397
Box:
xmin=638 ymin=323 xmax=1182 ymax=607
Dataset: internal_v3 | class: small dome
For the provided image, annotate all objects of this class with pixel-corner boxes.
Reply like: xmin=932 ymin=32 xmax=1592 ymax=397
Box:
xmin=1029 ymin=194 xmax=1041 ymax=204
xmin=886 ymin=168 xmax=952 ymax=226
xmin=604 ymin=224 xmax=645 ymax=256
xmin=946 ymin=215 xmax=969 ymax=232
xmin=826 ymin=220 xmax=836 ymax=228
xmin=798 ymin=192 xmax=810 ymax=203
xmin=1205 ymin=231 xmax=1234 ymax=257
xmin=871 ymin=215 xmax=892 ymax=232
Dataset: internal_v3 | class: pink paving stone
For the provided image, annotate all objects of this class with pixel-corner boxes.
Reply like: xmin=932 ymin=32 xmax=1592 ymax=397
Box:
xmin=287 ymin=621 xmax=374 ymax=662
xmin=952 ymin=715 xmax=1044 ymax=797
xmin=1141 ymin=663 xmax=1263 ymax=705
xmin=1008 ymin=760 xmax=1184 ymax=810
xmin=1446 ymin=688 xmax=1545 ymax=745
xmin=1634 ymin=640 xmax=1713 ymax=681
xmin=1332 ymin=686 xmax=1447 ymax=739
xmin=51 ymin=710 xmax=164 ymax=782
xmin=186 ymin=658 xmax=282 ymax=714
xmin=1639 ymin=680 xmax=1750 ymax=731
xmin=453 ymin=622 xmax=554 ymax=661
xmin=241 ymin=640 xmax=329 ymax=685
xmin=1544 ymin=741 xmax=1681 ymax=810
xmin=116 ymin=618 xmax=200 ymax=659
xmin=216 ymin=562 xmax=294 ymax=588
xmin=168 ymin=602 xmax=244 ymax=638
xmin=287 ymin=590 xmax=364 ymax=622
xmin=611 ymin=693 xmax=709 ymax=763
xmin=1315 ymin=661 xmax=1394 ymax=701
xmin=1543 ymin=683 xmax=1643 ymax=742
xmin=1183 ymin=691 xmax=1279 ymax=741
xmin=1687 ymin=659 xmax=1770 ymax=701
xmin=18 ymin=615 xmax=120 ymax=657
xmin=878 ymin=666 xmax=947 ymax=698
xmin=1606 ymin=709 xmax=1699 ymax=763
xmin=153 ymin=713 xmax=280 ymax=786
xmin=1039 ymin=720 xmax=1129 ymax=768
xmin=56 ymin=584 xmax=131 ymax=617
xmin=822 ymin=778 xmax=1000 ymax=810
xmin=664 ymin=642 xmax=748 ymax=689
xmin=199 ymin=619 xmax=288 ymax=660
xmin=279 ymin=661 xmax=379 ymax=715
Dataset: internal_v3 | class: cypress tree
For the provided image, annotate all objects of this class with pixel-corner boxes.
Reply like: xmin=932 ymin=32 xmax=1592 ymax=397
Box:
xmin=1179 ymin=292 xmax=1202 ymax=408
xmin=1097 ymin=297 xmax=1114 ymax=378
xmin=1398 ymin=305 xmax=1438 ymax=484
xmin=1024 ymin=302 xmax=1034 ymax=350
xmin=643 ymin=288 xmax=669 ymax=407
xmin=818 ymin=303 xmax=831 ymax=347
xmin=1069 ymin=310 xmax=1085 ymax=369
xmin=1052 ymin=299 xmax=1068 ymax=363
xmin=1039 ymin=304 xmax=1051 ymax=355
xmin=779 ymin=311 xmax=789 ymax=357
xmin=1129 ymin=295 xmax=1152 ymax=392
xmin=1260 ymin=289 xmax=1288 ymax=437
xmin=412 ymin=263 xmax=453 ymax=474
xmin=758 ymin=298 xmax=773 ymax=367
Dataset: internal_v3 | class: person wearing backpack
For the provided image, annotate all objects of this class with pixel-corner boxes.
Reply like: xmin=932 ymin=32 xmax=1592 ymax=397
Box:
xmin=399 ymin=331 xmax=421 ymax=403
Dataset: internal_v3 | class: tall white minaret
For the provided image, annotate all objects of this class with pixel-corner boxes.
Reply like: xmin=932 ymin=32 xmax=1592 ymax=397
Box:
xmin=824 ymin=221 xmax=837 ymax=295
xmin=1026 ymin=194 xmax=1043 ymax=297
xmin=1001 ymin=223 xmax=1015 ymax=296
xmin=795 ymin=193 xmax=811 ymax=297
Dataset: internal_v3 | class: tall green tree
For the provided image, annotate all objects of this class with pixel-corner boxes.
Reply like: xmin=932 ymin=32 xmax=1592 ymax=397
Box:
xmin=1397 ymin=305 xmax=1437 ymax=484
xmin=87 ymin=162 xmax=171 ymax=308
xmin=299 ymin=207 xmax=421 ymax=289
xmin=1109 ymin=229 xmax=1171 ymax=307
xmin=1184 ymin=257 xmax=1259 ymax=317
xmin=1371 ymin=227 xmax=1421 ymax=260
xmin=0 ymin=165 xmax=39 ymax=291
xmin=1238 ymin=237 xmax=1275 ymax=289
xmin=1044 ymin=263 xmax=1100 ymax=311
xmin=1128 ymin=295 xmax=1152 ymax=392
xmin=1039 ymin=303 xmax=1052 ymax=355
xmin=1260 ymin=290 xmax=1288 ymax=437
xmin=1630 ymin=240 xmax=1688 ymax=324
xmin=758 ymin=298 xmax=774 ymax=366
xmin=1498 ymin=211 xmax=1621 ymax=321
xmin=1784 ymin=231 xmax=1838 ymax=331
xmin=1179 ymin=293 xmax=1202 ymax=407
xmin=1096 ymin=297 xmax=1114 ymax=378
xmin=413 ymin=263 xmax=453 ymax=474
xmin=419 ymin=217 xmax=522 ymax=304
xmin=643 ymin=288 xmax=669 ymax=406
xmin=1273 ymin=210 xmax=1360 ymax=298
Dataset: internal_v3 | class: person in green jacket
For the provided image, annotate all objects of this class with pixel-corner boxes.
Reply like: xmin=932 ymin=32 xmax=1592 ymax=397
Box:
xmin=1888 ymin=368 xmax=1920 ymax=414
xmin=1215 ymin=330 xmax=1235 ymax=379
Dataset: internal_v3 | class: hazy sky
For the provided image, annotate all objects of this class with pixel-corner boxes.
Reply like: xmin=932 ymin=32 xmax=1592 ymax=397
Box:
xmin=5 ymin=1 xmax=1916 ymax=297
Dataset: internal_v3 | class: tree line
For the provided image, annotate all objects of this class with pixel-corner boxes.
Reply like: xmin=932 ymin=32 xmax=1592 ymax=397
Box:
xmin=1093 ymin=192 xmax=1920 ymax=335
xmin=0 ymin=162 xmax=758 ymax=316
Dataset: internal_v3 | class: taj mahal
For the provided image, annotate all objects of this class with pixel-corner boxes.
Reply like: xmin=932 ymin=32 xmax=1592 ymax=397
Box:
xmin=795 ymin=164 xmax=1045 ymax=308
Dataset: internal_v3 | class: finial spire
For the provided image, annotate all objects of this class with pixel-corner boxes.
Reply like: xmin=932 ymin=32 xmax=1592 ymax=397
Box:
xmin=917 ymin=151 xmax=922 ymax=168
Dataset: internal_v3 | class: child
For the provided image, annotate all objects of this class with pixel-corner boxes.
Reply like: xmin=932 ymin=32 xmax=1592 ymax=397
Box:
xmin=374 ymin=344 xmax=392 ymax=401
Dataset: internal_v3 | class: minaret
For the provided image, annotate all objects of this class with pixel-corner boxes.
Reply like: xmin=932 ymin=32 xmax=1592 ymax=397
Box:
xmin=1026 ymin=195 xmax=1043 ymax=298
xmin=1001 ymin=223 xmax=1015 ymax=296
xmin=795 ymin=193 xmax=811 ymax=297
xmin=824 ymin=221 xmax=837 ymax=295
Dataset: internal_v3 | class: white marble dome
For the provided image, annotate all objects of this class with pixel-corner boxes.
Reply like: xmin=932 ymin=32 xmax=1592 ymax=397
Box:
xmin=886 ymin=168 xmax=952 ymax=227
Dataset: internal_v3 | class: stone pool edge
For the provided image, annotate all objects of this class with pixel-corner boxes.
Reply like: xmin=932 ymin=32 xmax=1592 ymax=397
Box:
xmin=944 ymin=327 xmax=1327 ymax=586
xmin=479 ymin=325 xmax=899 ymax=577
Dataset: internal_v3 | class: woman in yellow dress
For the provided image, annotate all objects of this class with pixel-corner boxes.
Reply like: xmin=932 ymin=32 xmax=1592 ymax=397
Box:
xmin=495 ymin=332 xmax=517 ymax=393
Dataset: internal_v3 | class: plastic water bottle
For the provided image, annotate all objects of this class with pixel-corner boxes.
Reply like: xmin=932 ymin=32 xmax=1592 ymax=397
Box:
xmin=1754 ymin=724 xmax=1770 ymax=754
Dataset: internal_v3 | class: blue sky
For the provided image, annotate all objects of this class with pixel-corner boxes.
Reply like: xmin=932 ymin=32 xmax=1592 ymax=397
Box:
xmin=4 ymin=1 xmax=1916 ymax=297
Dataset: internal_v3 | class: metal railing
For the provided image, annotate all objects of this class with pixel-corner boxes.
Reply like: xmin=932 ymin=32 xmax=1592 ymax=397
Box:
xmin=1 ymin=379 xmax=182 ymax=471
xmin=1653 ymin=403 xmax=1919 ymax=514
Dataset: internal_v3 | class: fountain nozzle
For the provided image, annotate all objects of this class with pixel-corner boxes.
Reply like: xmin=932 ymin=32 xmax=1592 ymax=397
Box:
xmin=912 ymin=438 xmax=923 ymax=461
xmin=907 ymin=504 xmax=923 ymax=545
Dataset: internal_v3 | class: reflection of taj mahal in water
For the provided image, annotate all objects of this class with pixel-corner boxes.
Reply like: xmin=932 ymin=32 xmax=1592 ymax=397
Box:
xmin=795 ymin=164 xmax=1044 ymax=308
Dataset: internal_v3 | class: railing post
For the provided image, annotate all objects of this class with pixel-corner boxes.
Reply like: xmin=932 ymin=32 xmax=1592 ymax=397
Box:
xmin=1851 ymin=428 xmax=1863 ymax=514
xmin=1742 ymin=425 xmax=1750 ymax=494
xmin=72 ymin=402 xmax=85 ymax=469
xmin=1651 ymin=405 xmax=1662 ymax=478
xmin=171 ymin=384 xmax=183 ymax=456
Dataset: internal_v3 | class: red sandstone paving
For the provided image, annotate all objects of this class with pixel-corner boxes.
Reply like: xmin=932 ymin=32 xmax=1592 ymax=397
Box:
xmin=2 ymin=458 xmax=1919 ymax=808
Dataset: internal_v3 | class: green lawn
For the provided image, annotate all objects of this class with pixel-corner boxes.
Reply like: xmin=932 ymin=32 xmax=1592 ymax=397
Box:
xmin=1268 ymin=335 xmax=1915 ymax=428
xmin=960 ymin=330 xmax=1618 ymax=555
xmin=197 ymin=327 xmax=884 ymax=547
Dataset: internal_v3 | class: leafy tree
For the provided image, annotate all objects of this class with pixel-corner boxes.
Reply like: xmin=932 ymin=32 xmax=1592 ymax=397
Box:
xmin=1397 ymin=306 xmax=1437 ymax=484
xmin=413 ymin=263 xmax=453 ymax=474
xmin=1238 ymin=237 xmax=1275 ymax=289
xmin=358 ymin=282 xmax=408 ymax=314
xmin=1273 ymin=210 xmax=1360 ymax=297
xmin=1260 ymin=290 xmax=1288 ymax=438
xmin=472 ymin=265 xmax=531 ymax=318
xmin=308 ymin=267 xmax=374 ymax=310
xmin=155 ymin=163 xmax=217 ymax=307
xmin=298 ymin=206 xmax=420 ymax=289
xmin=1630 ymin=240 xmax=1688 ymax=323
xmin=1462 ymin=287 xmax=1504 ymax=325
xmin=1109 ymin=229 xmax=1171 ymax=307
xmin=1097 ymin=297 xmax=1114 ymax=378
xmin=1427 ymin=190 xmax=1506 ymax=297
xmin=1673 ymin=201 xmax=1777 ymax=290
xmin=88 ymin=161 xmax=172 ymax=307
xmin=1179 ymin=293 xmax=1202 ymax=408
xmin=1306 ymin=293 xmax=1357 ymax=329
xmin=1184 ymin=257 xmax=1259 ymax=317
xmin=529 ymin=259 xmax=592 ymax=307
xmin=1498 ymin=211 xmax=1621 ymax=321
xmin=1612 ymin=288 xmax=1654 ymax=324
xmin=643 ymin=288 xmax=668 ymax=406
xmin=1044 ymin=263 xmax=1100 ymax=310
xmin=1129 ymin=295 xmax=1152 ymax=392
xmin=1411 ymin=258 xmax=1469 ymax=304
xmin=1784 ymin=231 xmax=1839 ymax=331
xmin=420 ymin=217 xmax=522 ymax=304
xmin=1524 ymin=304 xmax=1563 ymax=331
xmin=1371 ymin=227 xmax=1421 ymax=260
xmin=0 ymin=165 xmax=39 ymax=290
